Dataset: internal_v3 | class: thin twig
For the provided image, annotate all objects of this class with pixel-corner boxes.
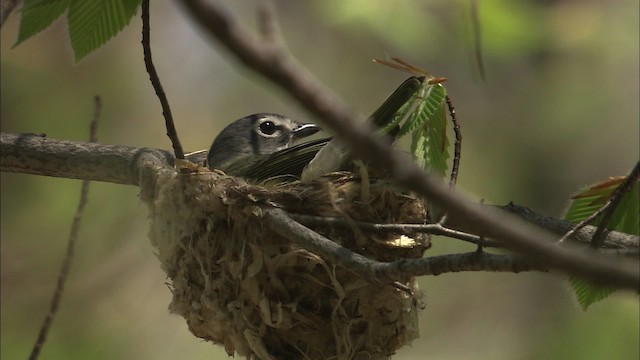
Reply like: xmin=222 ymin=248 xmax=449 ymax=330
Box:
xmin=591 ymin=161 xmax=640 ymax=248
xmin=141 ymin=0 xmax=184 ymax=159
xmin=288 ymin=213 xmax=502 ymax=248
xmin=446 ymin=94 xmax=461 ymax=188
xmin=557 ymin=207 xmax=607 ymax=244
xmin=28 ymin=96 xmax=101 ymax=360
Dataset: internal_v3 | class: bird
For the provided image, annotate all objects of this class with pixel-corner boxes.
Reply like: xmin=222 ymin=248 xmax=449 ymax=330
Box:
xmin=186 ymin=76 xmax=425 ymax=181
xmin=203 ymin=113 xmax=322 ymax=178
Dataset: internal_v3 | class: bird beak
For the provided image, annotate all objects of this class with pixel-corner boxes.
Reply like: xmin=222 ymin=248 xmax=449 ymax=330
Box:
xmin=292 ymin=123 xmax=321 ymax=139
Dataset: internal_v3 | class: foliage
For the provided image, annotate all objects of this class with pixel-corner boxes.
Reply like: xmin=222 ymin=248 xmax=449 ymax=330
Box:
xmin=564 ymin=177 xmax=639 ymax=310
xmin=406 ymin=83 xmax=449 ymax=177
xmin=302 ymin=76 xmax=450 ymax=181
xmin=14 ymin=0 xmax=142 ymax=61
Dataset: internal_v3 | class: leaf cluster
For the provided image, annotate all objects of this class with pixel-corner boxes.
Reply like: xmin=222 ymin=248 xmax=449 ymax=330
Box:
xmin=15 ymin=0 xmax=141 ymax=61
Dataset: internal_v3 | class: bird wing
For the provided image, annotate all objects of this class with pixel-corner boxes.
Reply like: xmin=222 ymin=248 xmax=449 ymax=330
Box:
xmin=225 ymin=137 xmax=332 ymax=181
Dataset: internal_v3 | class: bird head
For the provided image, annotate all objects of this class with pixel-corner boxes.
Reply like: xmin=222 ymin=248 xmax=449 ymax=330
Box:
xmin=207 ymin=113 xmax=320 ymax=171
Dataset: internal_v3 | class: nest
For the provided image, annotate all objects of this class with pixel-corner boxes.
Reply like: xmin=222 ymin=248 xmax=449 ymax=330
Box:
xmin=142 ymin=166 xmax=429 ymax=360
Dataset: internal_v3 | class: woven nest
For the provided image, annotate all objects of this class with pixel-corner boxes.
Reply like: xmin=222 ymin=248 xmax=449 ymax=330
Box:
xmin=142 ymin=165 xmax=429 ymax=360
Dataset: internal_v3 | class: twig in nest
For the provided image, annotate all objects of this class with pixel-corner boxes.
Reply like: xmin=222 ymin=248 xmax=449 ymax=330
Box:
xmin=29 ymin=96 xmax=101 ymax=360
xmin=141 ymin=0 xmax=184 ymax=159
xmin=590 ymin=161 xmax=640 ymax=248
xmin=265 ymin=208 xmax=541 ymax=282
xmin=288 ymin=213 xmax=502 ymax=248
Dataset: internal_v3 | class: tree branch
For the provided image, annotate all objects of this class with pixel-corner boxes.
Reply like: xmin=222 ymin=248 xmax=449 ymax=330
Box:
xmin=497 ymin=203 xmax=638 ymax=249
xmin=178 ymin=0 xmax=639 ymax=290
xmin=0 ymin=132 xmax=173 ymax=186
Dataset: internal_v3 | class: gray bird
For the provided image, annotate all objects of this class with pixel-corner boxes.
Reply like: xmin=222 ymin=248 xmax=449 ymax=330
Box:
xmin=185 ymin=76 xmax=424 ymax=181
xmin=205 ymin=113 xmax=322 ymax=178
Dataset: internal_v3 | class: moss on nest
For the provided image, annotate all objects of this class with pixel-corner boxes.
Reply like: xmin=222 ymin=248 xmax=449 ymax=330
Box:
xmin=142 ymin=166 xmax=429 ymax=360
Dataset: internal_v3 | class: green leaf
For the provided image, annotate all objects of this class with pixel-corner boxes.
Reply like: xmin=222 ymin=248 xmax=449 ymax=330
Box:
xmin=301 ymin=76 xmax=424 ymax=182
xmin=406 ymin=84 xmax=449 ymax=177
xmin=612 ymin=181 xmax=639 ymax=235
xmin=568 ymin=277 xmax=616 ymax=311
xmin=14 ymin=0 xmax=70 ymax=47
xmin=67 ymin=0 xmax=141 ymax=61
xmin=564 ymin=177 xmax=639 ymax=233
xmin=304 ymin=76 xmax=451 ymax=182
xmin=564 ymin=177 xmax=639 ymax=310
xmin=379 ymin=93 xmax=419 ymax=135
xmin=398 ymin=83 xmax=446 ymax=137
xmin=373 ymin=77 xmax=424 ymax=134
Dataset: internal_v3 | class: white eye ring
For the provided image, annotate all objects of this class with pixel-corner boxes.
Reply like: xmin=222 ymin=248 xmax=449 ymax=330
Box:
xmin=258 ymin=120 xmax=277 ymax=136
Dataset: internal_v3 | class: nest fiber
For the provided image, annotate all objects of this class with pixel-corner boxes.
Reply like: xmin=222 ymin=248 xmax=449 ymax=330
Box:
xmin=142 ymin=167 xmax=428 ymax=360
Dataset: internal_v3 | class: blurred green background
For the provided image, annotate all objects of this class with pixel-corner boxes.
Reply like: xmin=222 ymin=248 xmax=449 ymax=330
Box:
xmin=1 ymin=0 xmax=638 ymax=359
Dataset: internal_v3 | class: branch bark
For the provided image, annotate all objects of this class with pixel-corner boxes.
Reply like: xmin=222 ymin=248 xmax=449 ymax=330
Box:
xmin=0 ymin=132 xmax=173 ymax=186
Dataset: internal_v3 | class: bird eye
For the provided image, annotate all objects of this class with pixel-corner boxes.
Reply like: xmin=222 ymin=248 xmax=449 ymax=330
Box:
xmin=259 ymin=121 xmax=277 ymax=135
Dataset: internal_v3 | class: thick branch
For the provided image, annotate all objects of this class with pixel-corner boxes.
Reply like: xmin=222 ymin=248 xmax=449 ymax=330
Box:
xmin=0 ymin=133 xmax=172 ymax=186
xmin=178 ymin=0 xmax=639 ymax=290
xmin=497 ymin=203 xmax=639 ymax=249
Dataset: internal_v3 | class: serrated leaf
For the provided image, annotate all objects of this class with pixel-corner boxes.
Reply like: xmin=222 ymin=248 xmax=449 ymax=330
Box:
xmin=564 ymin=176 xmax=639 ymax=310
xmin=375 ymin=77 xmax=424 ymax=135
xmin=14 ymin=0 xmax=70 ymax=47
xmin=612 ymin=181 xmax=639 ymax=235
xmin=68 ymin=0 xmax=141 ymax=61
xmin=301 ymin=76 xmax=424 ymax=181
xmin=406 ymin=84 xmax=449 ymax=177
xmin=424 ymin=97 xmax=449 ymax=176
xmin=564 ymin=177 xmax=639 ymax=232
xmin=397 ymin=84 xmax=446 ymax=137
xmin=568 ymin=276 xmax=616 ymax=311
xmin=379 ymin=93 xmax=420 ymax=135
xmin=304 ymin=76 xmax=451 ymax=182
